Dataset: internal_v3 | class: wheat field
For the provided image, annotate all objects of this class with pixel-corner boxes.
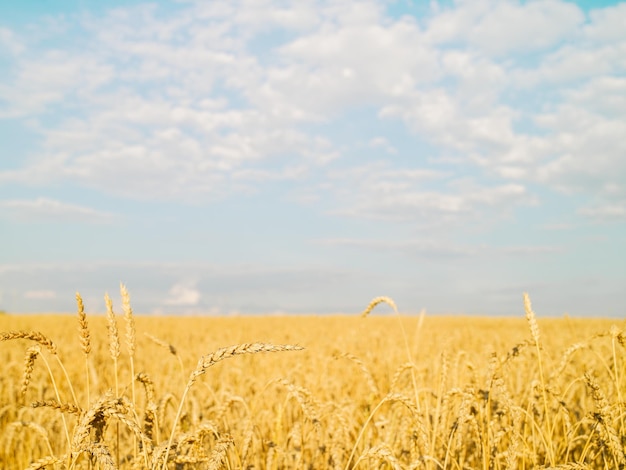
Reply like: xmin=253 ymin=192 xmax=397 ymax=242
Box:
xmin=1 ymin=287 xmax=624 ymax=469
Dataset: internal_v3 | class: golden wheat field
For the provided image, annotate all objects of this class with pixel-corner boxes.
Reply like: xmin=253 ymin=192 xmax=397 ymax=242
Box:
xmin=1 ymin=288 xmax=625 ymax=470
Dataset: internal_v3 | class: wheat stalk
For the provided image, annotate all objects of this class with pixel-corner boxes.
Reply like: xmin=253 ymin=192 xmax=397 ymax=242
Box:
xmin=136 ymin=372 xmax=158 ymax=445
xmin=584 ymin=371 xmax=626 ymax=467
xmin=335 ymin=352 xmax=379 ymax=399
xmin=360 ymin=296 xmax=423 ymax=416
xmin=275 ymin=378 xmax=322 ymax=430
xmin=104 ymin=292 xmax=122 ymax=467
xmin=523 ymin=292 xmax=554 ymax=466
xmin=145 ymin=332 xmax=185 ymax=381
xmin=1 ymin=330 xmax=75 ymax=455
xmin=344 ymin=392 xmax=422 ymax=470
xmin=353 ymin=443 xmax=402 ymax=470
xmin=5 ymin=421 xmax=54 ymax=457
xmin=161 ymin=342 xmax=304 ymax=470
xmin=120 ymin=283 xmax=139 ymax=461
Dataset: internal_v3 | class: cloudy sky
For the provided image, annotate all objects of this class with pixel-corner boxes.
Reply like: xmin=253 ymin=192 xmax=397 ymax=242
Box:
xmin=1 ymin=0 xmax=624 ymax=316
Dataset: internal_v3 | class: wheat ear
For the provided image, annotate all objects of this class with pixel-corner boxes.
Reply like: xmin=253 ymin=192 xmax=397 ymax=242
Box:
xmin=361 ymin=296 xmax=398 ymax=317
xmin=20 ymin=345 xmax=40 ymax=405
xmin=0 ymin=331 xmax=57 ymax=354
xmin=121 ymin=283 xmax=136 ymax=396
xmin=353 ymin=443 xmax=402 ymax=470
xmin=75 ymin=443 xmax=116 ymax=470
xmin=24 ymin=454 xmax=64 ymax=470
xmin=76 ymin=292 xmax=91 ymax=407
xmin=207 ymin=435 xmax=234 ymax=470
xmin=104 ymin=293 xmax=120 ymax=395
xmin=31 ymin=400 xmax=82 ymax=414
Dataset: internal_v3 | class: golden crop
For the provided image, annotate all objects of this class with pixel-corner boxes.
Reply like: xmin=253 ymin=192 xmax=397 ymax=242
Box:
xmin=0 ymin=287 xmax=624 ymax=469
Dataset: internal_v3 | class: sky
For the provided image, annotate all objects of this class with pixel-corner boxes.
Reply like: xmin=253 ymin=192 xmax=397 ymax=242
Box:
xmin=0 ymin=0 xmax=624 ymax=317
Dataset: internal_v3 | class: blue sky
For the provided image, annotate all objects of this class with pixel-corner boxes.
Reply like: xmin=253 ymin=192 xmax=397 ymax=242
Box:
xmin=1 ymin=0 xmax=624 ymax=316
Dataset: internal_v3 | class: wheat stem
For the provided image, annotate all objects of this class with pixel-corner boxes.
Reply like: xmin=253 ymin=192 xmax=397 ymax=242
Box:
xmin=161 ymin=342 xmax=303 ymax=470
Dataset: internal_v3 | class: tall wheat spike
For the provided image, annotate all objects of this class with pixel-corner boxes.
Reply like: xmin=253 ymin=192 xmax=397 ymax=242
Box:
xmin=20 ymin=345 xmax=40 ymax=405
xmin=120 ymin=283 xmax=138 ymax=461
xmin=120 ymin=283 xmax=136 ymax=398
xmin=76 ymin=292 xmax=91 ymax=407
xmin=104 ymin=292 xmax=121 ymax=467
xmin=104 ymin=293 xmax=120 ymax=393
xmin=361 ymin=296 xmax=398 ymax=317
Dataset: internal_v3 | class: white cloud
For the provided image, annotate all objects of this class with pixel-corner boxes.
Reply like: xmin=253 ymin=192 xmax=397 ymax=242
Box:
xmin=566 ymin=76 xmax=626 ymax=118
xmin=579 ymin=202 xmax=626 ymax=222
xmin=315 ymin=237 xmax=563 ymax=258
xmin=468 ymin=1 xmax=584 ymax=56
xmin=584 ymin=2 xmax=626 ymax=43
xmin=533 ymin=105 xmax=626 ymax=198
xmin=0 ymin=0 xmax=624 ymax=226
xmin=0 ymin=198 xmax=117 ymax=223
xmin=267 ymin=13 xmax=438 ymax=116
xmin=0 ymin=51 xmax=114 ymax=118
xmin=425 ymin=0 xmax=584 ymax=55
xmin=326 ymin=162 xmax=535 ymax=223
xmin=0 ymin=27 xmax=24 ymax=55
xmin=0 ymin=3 xmax=342 ymax=201
xmin=369 ymin=137 xmax=397 ymax=154
xmin=24 ymin=290 xmax=57 ymax=300
xmin=164 ymin=282 xmax=201 ymax=306
xmin=519 ymin=43 xmax=626 ymax=86
xmin=315 ymin=238 xmax=478 ymax=258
